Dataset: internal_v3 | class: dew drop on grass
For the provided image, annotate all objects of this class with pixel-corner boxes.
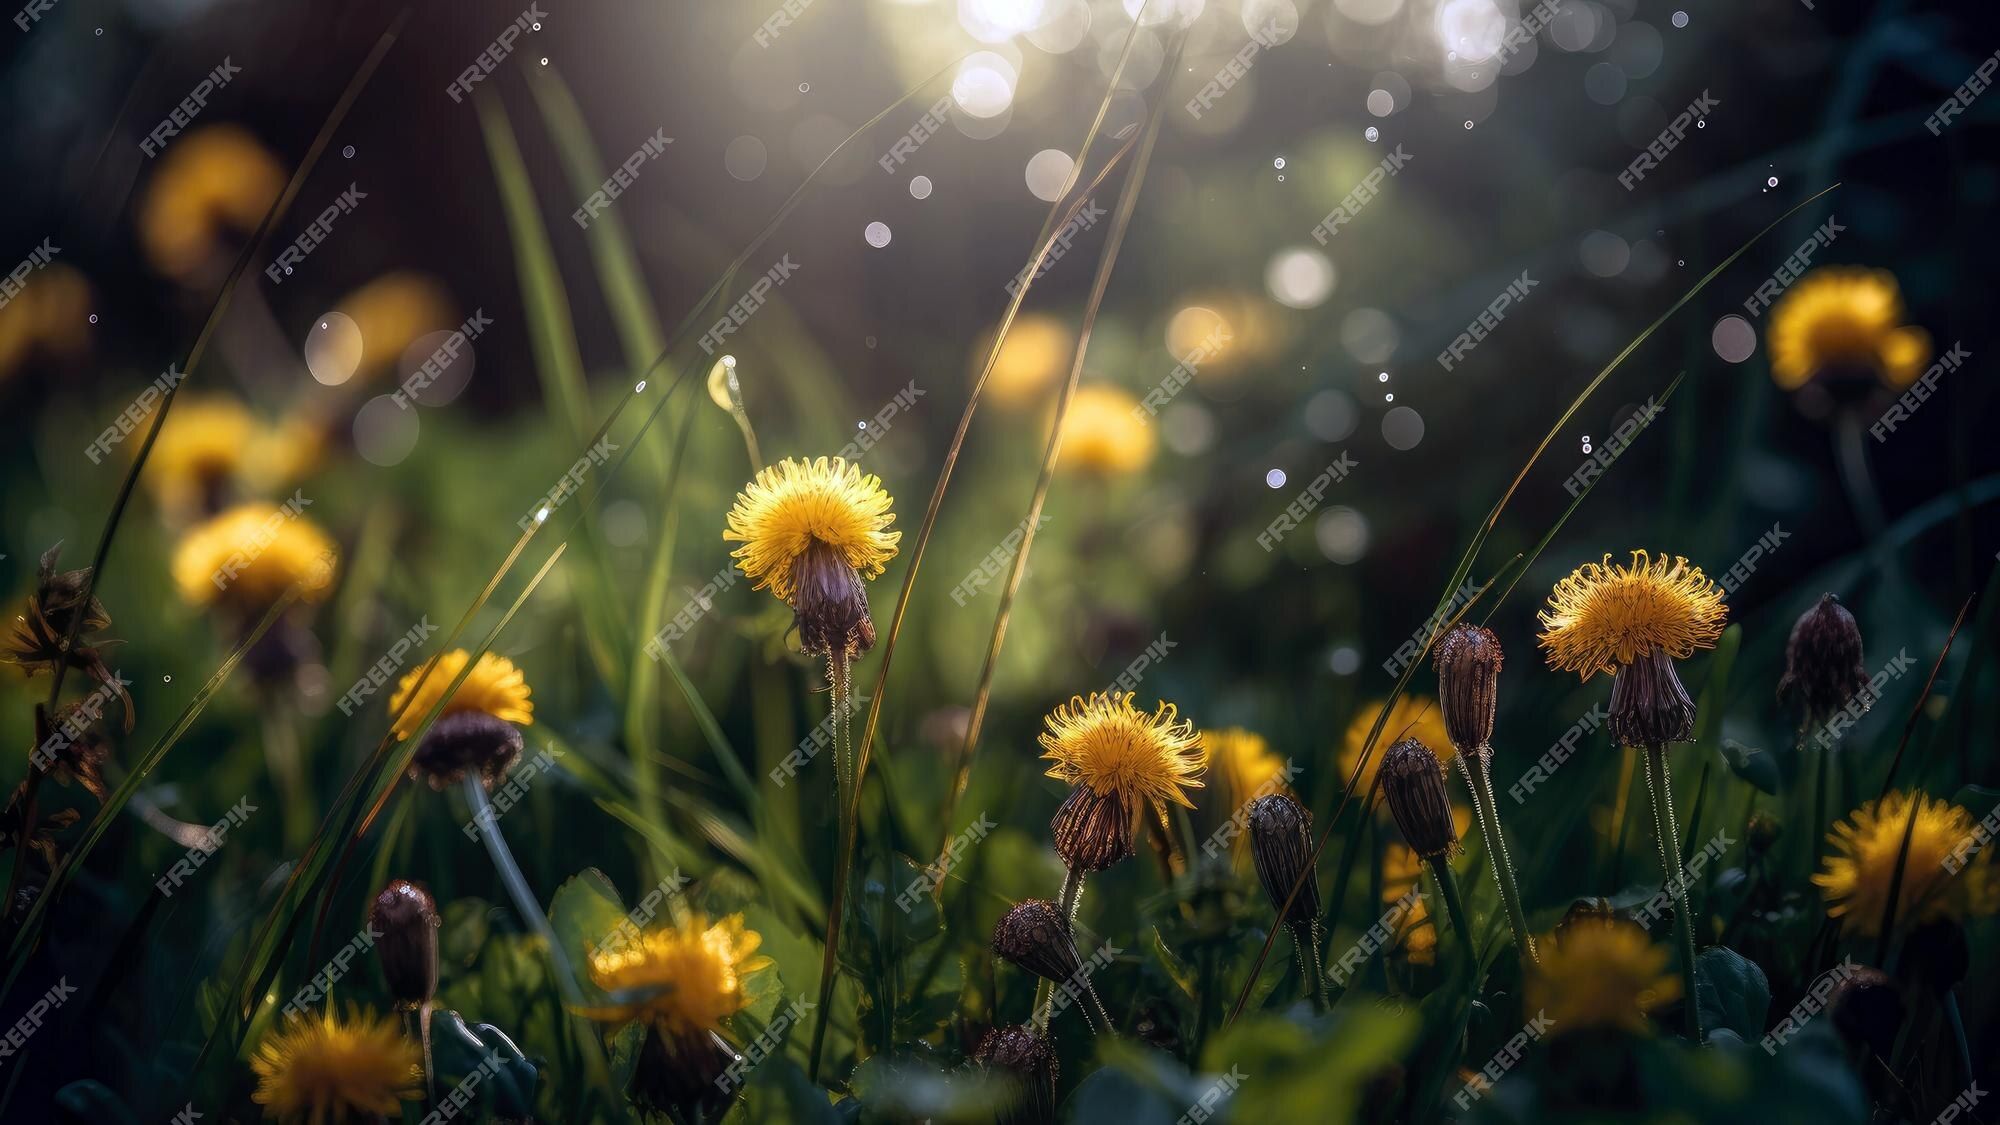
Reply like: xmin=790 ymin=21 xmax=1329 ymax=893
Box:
xmin=1672 ymin=10 xmax=1688 ymax=27
xmin=1581 ymin=435 xmax=1592 ymax=453
xmin=1767 ymin=176 xmax=1778 ymax=187
xmin=1365 ymin=127 xmax=1379 ymax=142
xmin=87 ymin=314 xmax=98 ymax=324
xmin=162 ymin=675 xmax=172 ymax=683
xmin=1464 ymin=120 xmax=1474 ymax=129
xmin=1273 ymin=157 xmax=1286 ymax=170
xmin=799 ymin=82 xmax=811 ymax=93
xmin=343 ymin=145 xmax=355 ymax=158
xmin=532 ymin=21 xmax=542 ymax=30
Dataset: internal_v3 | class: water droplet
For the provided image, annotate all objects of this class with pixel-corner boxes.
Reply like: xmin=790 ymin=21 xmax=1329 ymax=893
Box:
xmin=857 ymin=421 xmax=868 ymax=430
xmin=864 ymin=221 xmax=892 ymax=248
xmin=94 ymin=27 xmax=102 ymax=35
xmin=539 ymin=57 xmax=549 ymax=65
xmin=1678 ymin=259 xmax=1686 ymax=266
xmin=342 ymin=145 xmax=355 ymax=159
xmin=1377 ymin=372 xmax=1389 ymax=382
xmin=1276 ymin=175 xmax=1284 ymax=182
xmin=1384 ymin=393 xmax=1394 ymax=402
xmin=865 ymin=336 xmax=878 ymax=348
xmin=1581 ymin=435 xmax=1592 ymax=453
xmin=87 ymin=313 xmax=98 ymax=324
xmin=1767 ymin=176 xmax=1778 ymax=187
xmin=635 ymin=380 xmax=648 ymax=392
xmin=723 ymin=354 xmax=737 ymax=368
xmin=1265 ymin=468 xmax=1288 ymax=489
xmin=1696 ymin=119 xmax=1706 ymax=129
xmin=799 ymin=82 xmax=811 ymax=93
xmin=532 ymin=21 xmax=542 ymax=30
xmin=1273 ymin=157 xmax=1286 ymax=170
xmin=1672 ymin=11 xmax=1689 ymax=27
xmin=1365 ymin=126 xmax=1379 ymax=142
xmin=1464 ymin=120 xmax=1474 ymax=130
xmin=162 ymin=675 xmax=172 ymax=683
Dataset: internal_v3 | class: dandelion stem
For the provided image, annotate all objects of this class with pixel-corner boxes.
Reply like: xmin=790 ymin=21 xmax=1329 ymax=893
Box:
xmin=1425 ymin=856 xmax=1474 ymax=961
xmin=1057 ymin=865 xmax=1086 ymax=934
xmin=1463 ymin=751 xmax=1537 ymax=965
xmin=1643 ymin=746 xmax=1703 ymax=1040
xmin=1290 ymin=921 xmax=1327 ymax=1012
xmin=462 ymin=775 xmax=583 ymax=1006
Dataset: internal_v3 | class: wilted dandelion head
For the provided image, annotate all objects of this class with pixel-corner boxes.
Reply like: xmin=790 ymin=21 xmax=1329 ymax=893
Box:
xmin=170 ymin=502 xmax=337 ymax=608
xmin=1379 ymin=738 xmax=1458 ymax=859
xmin=1056 ymin=384 xmax=1156 ymax=476
xmin=1247 ymin=793 xmax=1318 ymax=928
xmin=1777 ymin=593 xmax=1868 ymax=726
xmin=1340 ymin=696 xmax=1451 ymax=798
xmin=1526 ymin=917 xmax=1680 ymax=1035
xmin=1768 ymin=267 xmax=1929 ymax=392
xmin=1432 ymin=624 xmax=1503 ymax=754
xmin=388 ymin=649 xmax=533 ymax=740
xmin=1040 ymin=692 xmax=1204 ymax=811
xmin=991 ymin=899 xmax=1083 ymax=984
xmin=250 ymin=1007 xmax=421 ymax=1123
xmin=1812 ymin=791 xmax=1996 ymax=937
xmin=1538 ymin=551 xmax=1727 ymax=680
xmin=139 ymin=125 xmax=284 ymax=281
xmin=585 ymin=913 xmax=771 ymax=1037
xmin=725 ymin=456 xmax=898 ymax=659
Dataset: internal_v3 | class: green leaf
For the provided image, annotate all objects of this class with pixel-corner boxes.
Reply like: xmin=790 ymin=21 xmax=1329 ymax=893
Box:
xmin=1718 ymin=739 xmax=1781 ymax=795
xmin=1148 ymin=926 xmax=1198 ymax=1001
xmin=1695 ymin=946 xmax=1770 ymax=1043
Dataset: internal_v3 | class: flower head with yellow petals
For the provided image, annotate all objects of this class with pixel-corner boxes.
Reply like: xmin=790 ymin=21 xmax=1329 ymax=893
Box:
xmin=251 ymin=1007 xmax=422 ymax=1124
xmin=1768 ymin=267 xmax=1930 ymax=392
xmin=1813 ymin=790 xmax=1997 ymax=937
xmin=1526 ymin=916 xmax=1681 ymax=1035
xmin=170 ymin=501 xmax=337 ymax=609
xmin=388 ymin=649 xmax=534 ymax=790
xmin=724 ymin=456 xmax=898 ymax=659
xmin=1202 ymin=727 xmax=1290 ymax=805
xmin=140 ymin=125 xmax=284 ymax=282
xmin=1042 ymin=693 xmax=1204 ymax=811
xmin=585 ymin=913 xmax=772 ymax=1038
xmin=1057 ymin=384 xmax=1156 ymax=476
xmin=1538 ymin=551 xmax=1727 ymax=680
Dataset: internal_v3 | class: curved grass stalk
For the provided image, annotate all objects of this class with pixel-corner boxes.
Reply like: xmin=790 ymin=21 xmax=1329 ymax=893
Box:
xmin=1230 ymin=184 xmax=1844 ymax=1024
xmin=807 ymin=9 xmax=1170 ymax=1080
xmin=932 ymin=30 xmax=1185 ymax=870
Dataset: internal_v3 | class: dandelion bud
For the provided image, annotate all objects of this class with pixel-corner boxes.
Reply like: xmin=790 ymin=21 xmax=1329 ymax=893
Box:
xmin=369 ymin=879 xmax=440 ymax=1009
xmin=1607 ymin=645 xmax=1696 ymax=751
xmin=408 ymin=709 xmax=525 ymax=792
xmin=1248 ymin=794 xmax=1320 ymax=929
xmin=1379 ymin=739 xmax=1458 ymax=859
xmin=789 ymin=538 xmax=876 ymax=659
xmin=974 ymin=1024 xmax=1058 ymax=1125
xmin=1829 ymin=967 xmax=1903 ymax=1061
xmin=1777 ymin=593 xmax=1867 ymax=726
xmin=991 ymin=900 xmax=1084 ymax=985
xmin=1050 ymin=785 xmax=1133 ymax=873
xmin=1433 ymin=624 xmax=1503 ymax=755
xmin=1746 ymin=811 xmax=1781 ymax=857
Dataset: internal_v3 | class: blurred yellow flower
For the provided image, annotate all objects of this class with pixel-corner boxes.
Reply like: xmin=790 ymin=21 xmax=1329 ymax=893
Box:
xmin=251 ymin=1007 xmax=421 ymax=1124
xmin=1057 ymin=384 xmax=1155 ymax=476
xmin=1768 ymin=267 xmax=1929 ymax=391
xmin=335 ymin=271 xmax=456 ymax=383
xmin=388 ymin=649 xmax=533 ymax=741
xmin=138 ymin=125 xmax=284 ymax=281
xmin=1538 ymin=551 xmax=1728 ymax=680
xmin=584 ymin=913 xmax=772 ymax=1037
xmin=170 ymin=501 xmax=337 ymax=608
xmin=1201 ymin=727 xmax=1289 ymax=804
xmin=1813 ymin=790 xmax=1997 ymax=936
xmin=1340 ymin=696 xmax=1452 ymax=798
xmin=0 ymin=264 xmax=91 ymax=380
xmin=140 ymin=397 xmax=323 ymax=521
xmin=1526 ymin=917 xmax=1680 ymax=1034
xmin=975 ymin=314 xmax=1071 ymax=409
xmin=1393 ymin=895 xmax=1438 ymax=966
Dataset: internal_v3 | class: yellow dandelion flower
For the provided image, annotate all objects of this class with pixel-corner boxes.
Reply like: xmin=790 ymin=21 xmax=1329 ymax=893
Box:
xmin=1040 ymin=692 xmax=1205 ymax=811
xmin=585 ymin=913 xmax=773 ymax=1037
xmin=335 ymin=271 xmax=456 ymax=383
xmin=1201 ymin=727 xmax=1290 ymax=804
xmin=1812 ymin=790 xmax=1997 ymax=936
xmin=1538 ymin=551 xmax=1728 ymax=680
xmin=1340 ymin=696 xmax=1452 ymax=797
xmin=388 ymin=649 xmax=533 ymax=741
xmin=0 ymin=264 xmax=92 ymax=381
xmin=1526 ymin=918 xmax=1680 ymax=1034
xmin=170 ymin=502 xmax=337 ymax=608
xmin=251 ymin=1007 xmax=422 ymax=1123
xmin=724 ymin=457 xmax=899 ymax=603
xmin=140 ymin=396 xmax=257 ymax=514
xmin=976 ymin=313 xmax=1071 ymax=409
xmin=139 ymin=125 xmax=285 ymax=281
xmin=1768 ymin=267 xmax=1930 ymax=391
xmin=1057 ymin=384 xmax=1156 ymax=476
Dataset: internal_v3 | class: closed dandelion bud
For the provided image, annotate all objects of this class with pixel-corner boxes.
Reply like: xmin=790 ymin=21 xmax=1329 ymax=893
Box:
xmin=1777 ymin=593 xmax=1867 ymax=726
xmin=1607 ymin=645 xmax=1696 ymax=751
xmin=1248 ymin=794 xmax=1319 ymax=929
xmin=991 ymin=900 xmax=1084 ymax=985
xmin=974 ymin=1024 xmax=1058 ymax=1125
xmin=1050 ymin=785 xmax=1134 ymax=873
xmin=1433 ymin=624 xmax=1503 ymax=754
xmin=369 ymin=879 xmax=440 ymax=1009
xmin=1380 ymin=739 xmax=1458 ymax=858
xmin=1830 ymin=967 xmax=1903 ymax=1061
